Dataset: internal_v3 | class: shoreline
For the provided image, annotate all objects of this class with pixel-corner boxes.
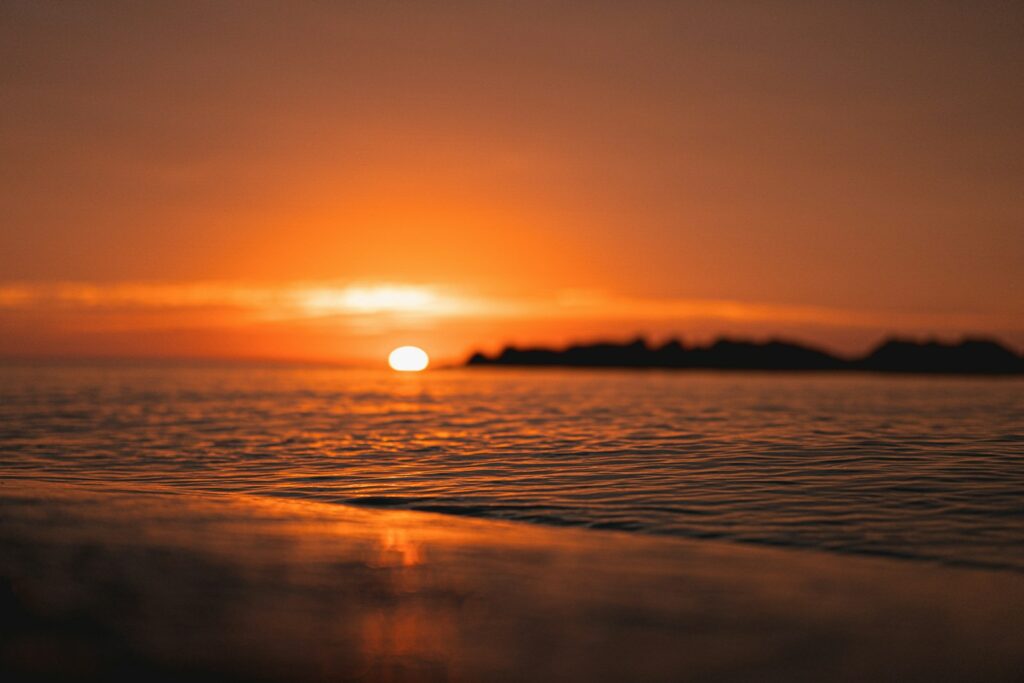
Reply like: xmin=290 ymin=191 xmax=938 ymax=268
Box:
xmin=2 ymin=479 xmax=1023 ymax=682
xmin=4 ymin=473 xmax=1021 ymax=575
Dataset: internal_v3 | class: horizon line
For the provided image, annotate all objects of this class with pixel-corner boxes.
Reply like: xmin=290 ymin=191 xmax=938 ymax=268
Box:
xmin=3 ymin=330 xmax=1023 ymax=369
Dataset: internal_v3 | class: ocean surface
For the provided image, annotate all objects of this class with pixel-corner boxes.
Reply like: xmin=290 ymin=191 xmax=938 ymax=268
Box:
xmin=2 ymin=362 xmax=1022 ymax=571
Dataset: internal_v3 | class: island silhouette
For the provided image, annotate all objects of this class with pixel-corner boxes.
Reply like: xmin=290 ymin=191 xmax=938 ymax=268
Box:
xmin=466 ymin=336 xmax=1024 ymax=375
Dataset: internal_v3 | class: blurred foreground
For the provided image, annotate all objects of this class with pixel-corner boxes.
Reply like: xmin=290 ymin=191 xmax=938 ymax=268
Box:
xmin=1 ymin=480 xmax=1022 ymax=682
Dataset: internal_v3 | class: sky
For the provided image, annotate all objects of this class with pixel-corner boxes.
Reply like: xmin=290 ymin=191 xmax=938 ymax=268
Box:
xmin=2 ymin=1 xmax=1022 ymax=365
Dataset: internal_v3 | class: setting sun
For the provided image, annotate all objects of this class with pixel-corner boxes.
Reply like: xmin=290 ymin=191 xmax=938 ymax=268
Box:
xmin=388 ymin=346 xmax=429 ymax=372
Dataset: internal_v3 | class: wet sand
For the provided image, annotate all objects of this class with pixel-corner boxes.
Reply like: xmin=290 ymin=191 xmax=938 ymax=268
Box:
xmin=1 ymin=480 xmax=1022 ymax=682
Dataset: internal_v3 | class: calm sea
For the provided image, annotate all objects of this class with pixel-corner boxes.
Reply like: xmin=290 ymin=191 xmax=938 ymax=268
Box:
xmin=2 ymin=362 xmax=1022 ymax=571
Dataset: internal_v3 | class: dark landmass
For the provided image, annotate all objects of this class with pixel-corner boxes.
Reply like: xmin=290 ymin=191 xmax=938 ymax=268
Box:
xmin=467 ymin=337 xmax=1024 ymax=375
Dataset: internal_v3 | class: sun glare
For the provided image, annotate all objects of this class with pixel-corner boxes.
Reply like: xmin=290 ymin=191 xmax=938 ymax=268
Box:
xmin=388 ymin=346 xmax=429 ymax=372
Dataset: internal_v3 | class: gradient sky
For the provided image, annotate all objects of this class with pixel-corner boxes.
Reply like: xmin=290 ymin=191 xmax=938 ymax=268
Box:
xmin=2 ymin=1 xmax=1022 ymax=364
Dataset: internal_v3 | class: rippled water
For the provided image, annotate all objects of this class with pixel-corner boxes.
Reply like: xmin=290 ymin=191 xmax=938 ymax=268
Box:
xmin=1 ymin=362 xmax=1022 ymax=571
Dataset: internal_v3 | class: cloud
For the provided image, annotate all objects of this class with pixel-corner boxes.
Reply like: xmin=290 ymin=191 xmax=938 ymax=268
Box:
xmin=0 ymin=282 xmax=468 ymax=319
xmin=0 ymin=281 xmax=1019 ymax=336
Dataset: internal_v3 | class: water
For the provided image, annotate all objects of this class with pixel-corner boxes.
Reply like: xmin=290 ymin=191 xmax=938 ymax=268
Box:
xmin=1 ymin=362 xmax=1022 ymax=571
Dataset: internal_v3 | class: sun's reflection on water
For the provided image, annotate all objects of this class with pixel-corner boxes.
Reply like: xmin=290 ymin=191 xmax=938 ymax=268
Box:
xmin=374 ymin=528 xmax=424 ymax=568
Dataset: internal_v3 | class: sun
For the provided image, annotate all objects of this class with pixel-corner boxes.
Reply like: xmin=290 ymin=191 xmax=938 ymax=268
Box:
xmin=388 ymin=346 xmax=429 ymax=372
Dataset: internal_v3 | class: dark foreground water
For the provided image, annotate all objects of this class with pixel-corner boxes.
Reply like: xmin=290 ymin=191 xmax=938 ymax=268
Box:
xmin=4 ymin=481 xmax=1024 ymax=683
xmin=1 ymin=362 xmax=1022 ymax=571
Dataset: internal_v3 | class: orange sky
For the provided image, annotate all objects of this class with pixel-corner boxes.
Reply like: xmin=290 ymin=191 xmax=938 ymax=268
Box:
xmin=2 ymin=2 xmax=1022 ymax=365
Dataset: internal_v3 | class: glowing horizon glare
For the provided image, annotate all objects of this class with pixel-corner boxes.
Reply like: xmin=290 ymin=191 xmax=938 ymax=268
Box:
xmin=388 ymin=346 xmax=429 ymax=372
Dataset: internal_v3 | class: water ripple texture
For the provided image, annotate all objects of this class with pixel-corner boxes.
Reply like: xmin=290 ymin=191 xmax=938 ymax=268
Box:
xmin=1 ymin=363 xmax=1022 ymax=571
